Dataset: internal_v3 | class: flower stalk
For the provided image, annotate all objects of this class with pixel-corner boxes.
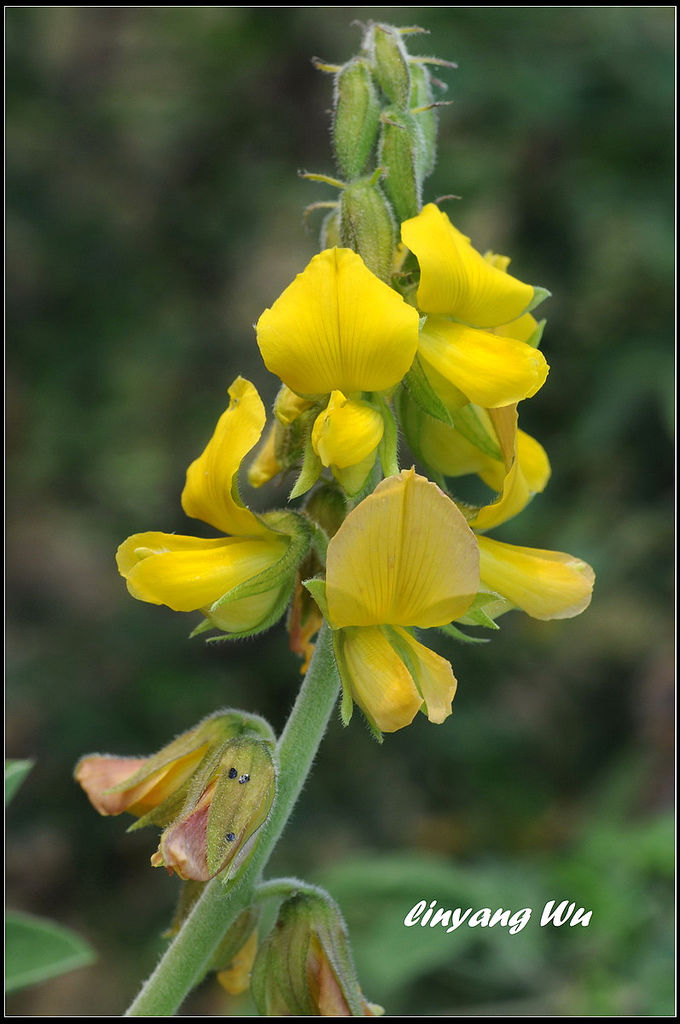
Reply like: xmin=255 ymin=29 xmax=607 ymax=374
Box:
xmin=125 ymin=623 xmax=340 ymax=1017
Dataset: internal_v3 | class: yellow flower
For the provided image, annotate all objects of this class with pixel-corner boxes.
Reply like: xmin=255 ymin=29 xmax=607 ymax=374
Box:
xmin=319 ymin=469 xmax=480 ymax=733
xmin=401 ymin=203 xmax=537 ymax=328
xmin=256 ymin=247 xmax=419 ymax=398
xmin=401 ymin=204 xmax=549 ymax=409
xmin=116 ymin=377 xmax=307 ymax=636
xmin=311 ymin=389 xmax=384 ymax=493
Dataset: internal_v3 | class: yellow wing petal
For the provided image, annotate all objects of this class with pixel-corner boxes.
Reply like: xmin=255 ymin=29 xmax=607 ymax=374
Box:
xmin=182 ymin=377 xmax=269 ymax=537
xmin=116 ymin=532 xmax=287 ymax=625
xmin=402 ymin=204 xmax=535 ymax=327
xmin=326 ymin=469 xmax=479 ymax=628
xmin=392 ymin=627 xmax=457 ymax=725
xmin=336 ymin=626 xmax=423 ymax=733
xmin=256 ymin=248 xmax=419 ymax=397
xmin=478 ymin=535 xmax=595 ymax=620
xmin=419 ymin=316 xmax=549 ymax=408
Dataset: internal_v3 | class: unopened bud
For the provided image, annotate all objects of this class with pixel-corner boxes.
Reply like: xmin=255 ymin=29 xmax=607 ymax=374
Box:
xmin=378 ymin=108 xmax=424 ymax=223
xmin=409 ymin=61 xmax=438 ymax=180
xmin=214 ymin=907 xmax=260 ymax=995
xmin=151 ymin=734 xmax=276 ymax=882
xmin=369 ymin=23 xmax=411 ymax=108
xmin=339 ymin=178 xmax=396 ymax=283
xmin=251 ymin=889 xmax=381 ymax=1016
xmin=333 ymin=59 xmax=380 ymax=180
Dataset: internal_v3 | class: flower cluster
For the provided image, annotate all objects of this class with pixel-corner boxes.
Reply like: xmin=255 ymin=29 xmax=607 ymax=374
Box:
xmin=76 ymin=21 xmax=596 ymax=1017
xmin=112 ymin=22 xmax=594 ymax=739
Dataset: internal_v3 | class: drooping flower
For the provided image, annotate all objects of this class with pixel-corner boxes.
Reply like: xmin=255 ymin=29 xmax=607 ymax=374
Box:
xmin=116 ymin=377 xmax=309 ymax=636
xmin=310 ymin=469 xmax=480 ymax=733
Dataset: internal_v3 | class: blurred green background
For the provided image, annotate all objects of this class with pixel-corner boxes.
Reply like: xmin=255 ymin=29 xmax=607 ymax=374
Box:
xmin=6 ymin=7 xmax=674 ymax=1016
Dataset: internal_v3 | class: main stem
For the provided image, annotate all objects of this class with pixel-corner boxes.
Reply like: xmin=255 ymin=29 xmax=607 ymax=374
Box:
xmin=125 ymin=623 xmax=340 ymax=1016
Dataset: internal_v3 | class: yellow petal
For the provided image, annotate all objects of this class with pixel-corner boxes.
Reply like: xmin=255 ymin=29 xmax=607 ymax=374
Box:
xmin=274 ymin=385 xmax=314 ymax=425
xmin=248 ymin=423 xmax=283 ymax=488
xmin=336 ymin=626 xmax=423 ymax=733
xmin=402 ymin=204 xmax=535 ymax=327
xmin=116 ymin=532 xmax=288 ymax=623
xmin=182 ymin=377 xmax=269 ymax=537
xmin=471 ymin=421 xmax=551 ymax=532
xmin=256 ymin=248 xmax=419 ymax=397
xmin=326 ymin=469 xmax=479 ymax=628
xmin=392 ymin=627 xmax=457 ymax=725
xmin=419 ymin=316 xmax=549 ymax=408
xmin=417 ymin=416 xmax=491 ymax=477
xmin=75 ymin=748 xmax=207 ymax=817
xmin=478 ymin=535 xmax=595 ymax=620
xmin=311 ymin=391 xmax=384 ymax=469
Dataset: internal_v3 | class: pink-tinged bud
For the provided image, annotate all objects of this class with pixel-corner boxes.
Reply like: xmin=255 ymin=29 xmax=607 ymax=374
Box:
xmin=151 ymin=735 xmax=276 ymax=882
xmin=251 ymin=889 xmax=382 ymax=1016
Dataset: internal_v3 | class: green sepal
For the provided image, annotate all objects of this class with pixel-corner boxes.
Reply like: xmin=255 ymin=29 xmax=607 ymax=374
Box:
xmin=210 ymin=906 xmax=260 ymax=973
xmin=302 ymin=576 xmax=330 ymax=622
xmin=332 ymin=58 xmax=380 ymax=180
xmin=457 ymin=589 xmax=512 ymax=626
xmin=189 ymin=617 xmax=213 ymax=638
xmin=435 ymin=622 xmax=490 ymax=645
xmin=331 ymin=630 xmax=355 ymax=728
xmin=376 ymin=394 xmax=399 ymax=478
xmin=526 ymin=318 xmax=546 ymax=349
xmin=334 ymin=450 xmax=378 ymax=496
xmin=402 ymin=355 xmax=453 ymax=425
xmin=528 ymin=286 xmax=551 ymax=312
xmin=5 ymin=759 xmax=34 ymax=806
xmin=289 ymin=432 xmax=323 ymax=500
xmin=452 ymin=405 xmax=503 ymax=461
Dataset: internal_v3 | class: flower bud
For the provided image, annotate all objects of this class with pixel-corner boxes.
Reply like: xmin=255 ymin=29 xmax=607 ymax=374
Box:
xmin=214 ymin=907 xmax=260 ymax=995
xmin=75 ymin=710 xmax=272 ymax=829
xmin=339 ymin=178 xmax=396 ymax=283
xmin=409 ymin=60 xmax=438 ymax=180
xmin=250 ymin=889 xmax=381 ymax=1016
xmin=378 ymin=107 xmax=424 ymax=223
xmin=151 ymin=734 xmax=276 ymax=881
xmin=368 ymin=23 xmax=411 ymax=108
xmin=333 ymin=58 xmax=380 ymax=180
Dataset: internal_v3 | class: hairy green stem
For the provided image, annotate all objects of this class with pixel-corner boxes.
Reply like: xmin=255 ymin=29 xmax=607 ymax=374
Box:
xmin=125 ymin=623 xmax=340 ymax=1016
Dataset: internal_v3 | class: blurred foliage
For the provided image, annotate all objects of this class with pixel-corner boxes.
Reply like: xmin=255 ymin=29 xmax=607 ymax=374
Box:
xmin=6 ymin=7 xmax=674 ymax=1016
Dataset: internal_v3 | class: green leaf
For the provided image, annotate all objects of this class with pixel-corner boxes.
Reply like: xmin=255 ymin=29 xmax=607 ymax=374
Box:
xmin=5 ymin=760 xmax=34 ymax=806
xmin=5 ymin=910 xmax=96 ymax=993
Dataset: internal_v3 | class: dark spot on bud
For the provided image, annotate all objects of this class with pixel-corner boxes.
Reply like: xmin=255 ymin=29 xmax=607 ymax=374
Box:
xmin=238 ymin=774 xmax=250 ymax=784
xmin=228 ymin=768 xmax=237 ymax=779
xmin=226 ymin=832 xmax=236 ymax=842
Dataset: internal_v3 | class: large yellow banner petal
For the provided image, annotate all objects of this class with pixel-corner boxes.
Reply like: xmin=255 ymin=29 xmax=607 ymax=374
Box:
xmin=256 ymin=248 xmax=419 ymax=397
xmin=326 ymin=469 xmax=479 ymax=628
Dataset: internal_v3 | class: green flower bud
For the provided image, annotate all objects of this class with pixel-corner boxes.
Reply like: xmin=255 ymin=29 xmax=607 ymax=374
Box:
xmin=339 ymin=177 xmax=396 ymax=283
xmin=378 ymin=107 xmax=425 ymax=223
xmin=251 ymin=889 xmax=382 ymax=1016
xmin=369 ymin=23 xmax=411 ymax=108
xmin=409 ymin=61 xmax=438 ymax=180
xmin=320 ymin=206 xmax=342 ymax=249
xmin=151 ymin=734 xmax=277 ymax=882
xmin=333 ymin=58 xmax=380 ymax=180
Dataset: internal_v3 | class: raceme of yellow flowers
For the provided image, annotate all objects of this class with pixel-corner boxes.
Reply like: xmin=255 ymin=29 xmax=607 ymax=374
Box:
xmin=76 ymin=23 xmax=596 ymax=1017
xmin=114 ymin=25 xmax=594 ymax=740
